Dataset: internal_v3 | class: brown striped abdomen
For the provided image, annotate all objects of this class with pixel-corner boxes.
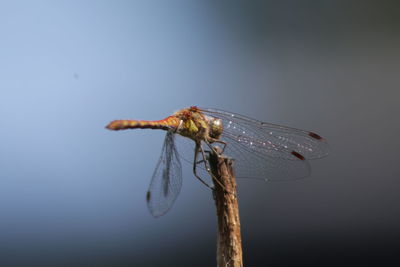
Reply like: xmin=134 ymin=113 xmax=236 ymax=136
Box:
xmin=106 ymin=116 xmax=180 ymax=131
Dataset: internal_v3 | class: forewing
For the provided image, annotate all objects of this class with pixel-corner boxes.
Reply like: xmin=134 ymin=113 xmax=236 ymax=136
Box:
xmin=146 ymin=131 xmax=182 ymax=217
xmin=201 ymin=108 xmax=330 ymax=160
xmin=200 ymin=108 xmax=330 ymax=180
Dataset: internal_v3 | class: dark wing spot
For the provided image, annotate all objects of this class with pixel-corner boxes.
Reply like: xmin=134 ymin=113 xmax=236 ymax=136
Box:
xmin=146 ymin=191 xmax=151 ymax=202
xmin=291 ymin=151 xmax=305 ymax=160
xmin=308 ymin=132 xmax=323 ymax=140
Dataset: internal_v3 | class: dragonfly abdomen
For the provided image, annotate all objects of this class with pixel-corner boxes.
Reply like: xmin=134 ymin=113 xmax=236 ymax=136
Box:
xmin=106 ymin=116 xmax=180 ymax=131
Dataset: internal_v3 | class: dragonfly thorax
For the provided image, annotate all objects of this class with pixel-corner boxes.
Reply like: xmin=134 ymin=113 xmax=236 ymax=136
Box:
xmin=173 ymin=108 xmax=222 ymax=143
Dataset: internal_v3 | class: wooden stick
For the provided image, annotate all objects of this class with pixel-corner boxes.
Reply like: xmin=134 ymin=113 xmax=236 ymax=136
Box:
xmin=208 ymin=150 xmax=243 ymax=267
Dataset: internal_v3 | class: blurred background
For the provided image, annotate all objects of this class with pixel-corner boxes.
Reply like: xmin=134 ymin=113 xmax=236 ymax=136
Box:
xmin=1 ymin=1 xmax=399 ymax=266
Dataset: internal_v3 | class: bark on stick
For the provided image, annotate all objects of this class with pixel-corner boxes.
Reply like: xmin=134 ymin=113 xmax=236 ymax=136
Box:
xmin=208 ymin=151 xmax=243 ymax=267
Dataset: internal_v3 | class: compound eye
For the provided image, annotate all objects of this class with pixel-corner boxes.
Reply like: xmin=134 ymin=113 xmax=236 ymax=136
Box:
xmin=210 ymin=118 xmax=223 ymax=139
xmin=213 ymin=119 xmax=221 ymax=127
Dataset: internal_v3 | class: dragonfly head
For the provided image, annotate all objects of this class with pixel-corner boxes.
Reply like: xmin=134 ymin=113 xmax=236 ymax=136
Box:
xmin=208 ymin=117 xmax=223 ymax=140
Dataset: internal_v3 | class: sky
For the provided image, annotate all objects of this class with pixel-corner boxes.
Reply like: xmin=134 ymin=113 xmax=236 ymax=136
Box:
xmin=1 ymin=1 xmax=400 ymax=266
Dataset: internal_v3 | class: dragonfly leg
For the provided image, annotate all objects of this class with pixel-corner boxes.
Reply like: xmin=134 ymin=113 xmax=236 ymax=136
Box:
xmin=198 ymin=143 xmax=231 ymax=193
xmin=211 ymin=139 xmax=227 ymax=154
xmin=193 ymin=143 xmax=214 ymax=190
xmin=208 ymin=138 xmax=227 ymax=154
xmin=196 ymin=150 xmax=211 ymax=164
xmin=204 ymin=140 xmax=226 ymax=157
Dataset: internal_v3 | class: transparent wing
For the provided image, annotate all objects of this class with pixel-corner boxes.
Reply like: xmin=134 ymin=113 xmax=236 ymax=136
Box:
xmin=201 ymin=108 xmax=330 ymax=159
xmin=174 ymin=126 xmax=310 ymax=181
xmin=200 ymin=108 xmax=329 ymax=181
xmin=222 ymin=131 xmax=311 ymax=181
xmin=146 ymin=131 xmax=182 ymax=217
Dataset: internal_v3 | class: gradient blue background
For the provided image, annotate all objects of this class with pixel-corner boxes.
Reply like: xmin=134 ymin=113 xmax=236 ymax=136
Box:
xmin=1 ymin=1 xmax=399 ymax=266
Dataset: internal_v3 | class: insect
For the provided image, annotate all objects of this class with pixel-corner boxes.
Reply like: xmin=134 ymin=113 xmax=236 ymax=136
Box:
xmin=106 ymin=106 xmax=329 ymax=217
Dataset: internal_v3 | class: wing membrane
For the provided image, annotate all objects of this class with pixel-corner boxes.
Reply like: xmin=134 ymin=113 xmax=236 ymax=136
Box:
xmin=146 ymin=131 xmax=182 ymax=217
xmin=201 ymin=108 xmax=329 ymax=159
xmin=222 ymin=130 xmax=311 ymax=181
xmin=200 ymin=108 xmax=329 ymax=181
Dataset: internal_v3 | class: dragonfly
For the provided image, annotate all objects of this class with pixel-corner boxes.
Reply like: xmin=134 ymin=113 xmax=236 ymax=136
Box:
xmin=106 ymin=106 xmax=329 ymax=217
